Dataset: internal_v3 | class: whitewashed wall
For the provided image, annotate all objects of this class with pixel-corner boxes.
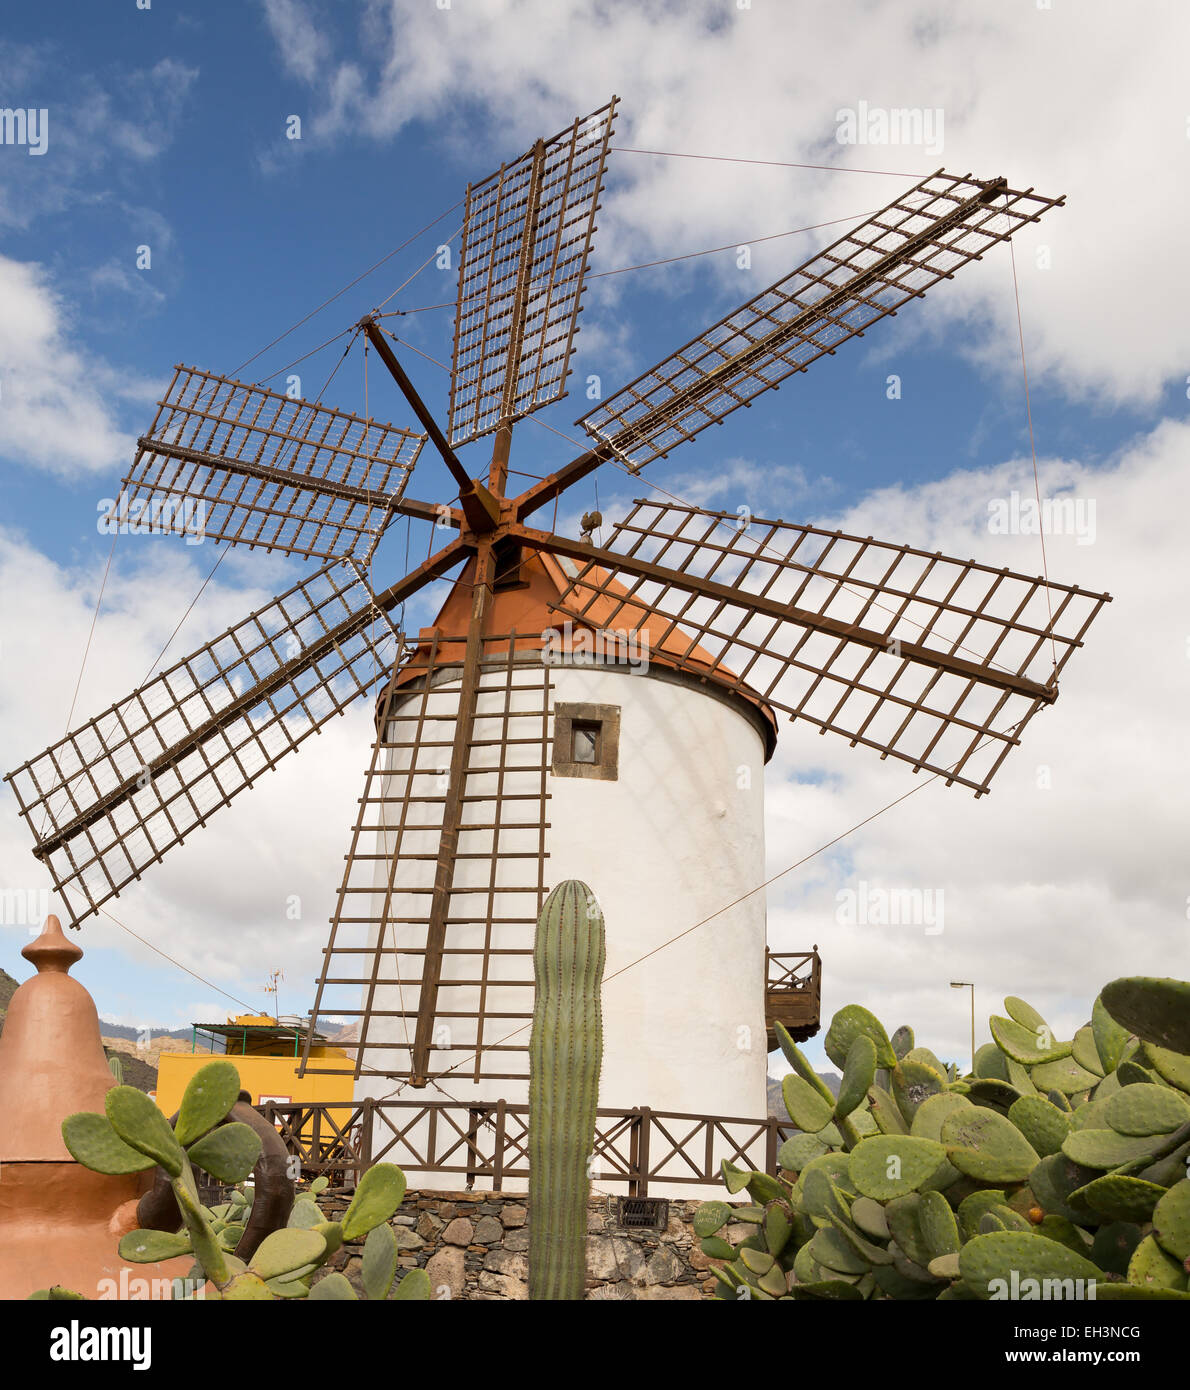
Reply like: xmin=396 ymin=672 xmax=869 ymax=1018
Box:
xmin=356 ymin=657 xmax=770 ymax=1196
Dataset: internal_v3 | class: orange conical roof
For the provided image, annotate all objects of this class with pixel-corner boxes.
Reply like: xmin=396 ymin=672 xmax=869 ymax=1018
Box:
xmin=0 ymin=916 xmax=119 ymax=1161
xmin=387 ymin=546 xmax=778 ymax=750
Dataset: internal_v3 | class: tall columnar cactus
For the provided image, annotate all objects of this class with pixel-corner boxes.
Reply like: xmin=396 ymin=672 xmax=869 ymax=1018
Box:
xmin=528 ymin=880 xmax=606 ymax=1300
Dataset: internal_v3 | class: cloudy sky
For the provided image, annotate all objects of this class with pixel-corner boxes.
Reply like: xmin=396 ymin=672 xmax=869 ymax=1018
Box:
xmin=0 ymin=1 xmax=1185 ymax=1080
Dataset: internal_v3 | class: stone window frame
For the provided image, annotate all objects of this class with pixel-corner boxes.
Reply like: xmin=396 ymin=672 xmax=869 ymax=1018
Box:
xmin=552 ymin=701 xmax=620 ymax=781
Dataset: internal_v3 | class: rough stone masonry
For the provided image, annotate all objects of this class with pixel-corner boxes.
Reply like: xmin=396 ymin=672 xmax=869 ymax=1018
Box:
xmin=319 ymin=1188 xmax=734 ymax=1301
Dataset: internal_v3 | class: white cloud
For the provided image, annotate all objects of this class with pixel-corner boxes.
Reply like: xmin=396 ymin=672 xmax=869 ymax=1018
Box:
xmin=0 ymin=256 xmax=162 ymax=476
xmin=261 ymin=0 xmax=332 ymax=84
xmin=762 ymin=421 xmax=1190 ymax=1066
xmin=0 ymin=530 xmax=372 ymax=1013
xmin=257 ymin=0 xmax=1190 ymax=407
xmin=0 ymin=46 xmax=198 ymax=229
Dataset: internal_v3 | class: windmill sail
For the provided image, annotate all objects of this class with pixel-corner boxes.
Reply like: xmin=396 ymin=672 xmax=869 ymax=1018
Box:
xmin=5 ymin=561 xmax=405 ymax=924
xmin=305 ymin=629 xmax=553 ymax=1085
xmin=448 ymin=97 xmax=618 ymax=449
xmin=577 ymin=171 xmax=1063 ymax=472
xmin=547 ymin=501 xmax=1110 ymax=795
xmin=121 ymin=366 xmax=425 ymax=563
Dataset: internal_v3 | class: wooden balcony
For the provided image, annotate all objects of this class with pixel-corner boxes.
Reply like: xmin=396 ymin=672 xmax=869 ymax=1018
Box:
xmin=765 ymin=947 xmax=822 ymax=1049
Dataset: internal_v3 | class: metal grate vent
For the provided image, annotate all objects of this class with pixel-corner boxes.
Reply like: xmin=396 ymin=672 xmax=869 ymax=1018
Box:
xmin=616 ymin=1197 xmax=669 ymax=1230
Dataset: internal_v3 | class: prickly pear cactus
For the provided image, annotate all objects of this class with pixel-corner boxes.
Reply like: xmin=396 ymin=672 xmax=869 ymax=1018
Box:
xmin=54 ymin=1060 xmax=427 ymax=1302
xmin=704 ymin=975 xmax=1190 ymax=1301
xmin=528 ymin=880 xmax=606 ymax=1300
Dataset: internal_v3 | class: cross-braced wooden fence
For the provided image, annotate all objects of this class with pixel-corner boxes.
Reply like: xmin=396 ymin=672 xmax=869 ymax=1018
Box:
xmin=258 ymin=1099 xmax=797 ymax=1196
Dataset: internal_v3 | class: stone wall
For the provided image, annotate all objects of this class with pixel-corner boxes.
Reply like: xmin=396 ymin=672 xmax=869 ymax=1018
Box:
xmin=320 ymin=1188 xmax=719 ymax=1300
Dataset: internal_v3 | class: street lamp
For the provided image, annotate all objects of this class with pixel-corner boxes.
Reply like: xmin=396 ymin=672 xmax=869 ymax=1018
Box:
xmin=950 ymin=982 xmax=975 ymax=1075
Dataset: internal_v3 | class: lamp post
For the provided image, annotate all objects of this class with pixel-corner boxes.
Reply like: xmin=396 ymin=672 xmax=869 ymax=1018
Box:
xmin=950 ymin=981 xmax=975 ymax=1075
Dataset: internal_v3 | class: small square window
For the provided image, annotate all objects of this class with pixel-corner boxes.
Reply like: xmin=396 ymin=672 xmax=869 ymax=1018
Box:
xmin=572 ymin=720 xmax=601 ymax=764
xmin=552 ymin=702 xmax=620 ymax=781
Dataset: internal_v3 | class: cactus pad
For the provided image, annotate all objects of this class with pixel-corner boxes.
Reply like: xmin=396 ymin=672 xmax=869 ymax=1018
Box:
xmin=1151 ymin=1180 xmax=1190 ymax=1262
xmin=1126 ymin=1233 xmax=1187 ymax=1291
xmin=903 ymin=1046 xmax=948 ymax=1076
xmin=187 ymin=1122 xmax=263 ymax=1185
xmin=693 ymin=1201 xmax=732 ymax=1237
xmin=892 ymin=1059 xmax=946 ymax=1122
xmin=1104 ymin=1082 xmax=1189 ymax=1137
xmin=866 ymin=1084 xmax=908 ymax=1135
xmin=250 ymin=1228 xmax=327 ymax=1281
xmin=1101 ymin=977 xmax=1190 ymax=1054
xmin=1076 ymin=1174 xmax=1168 ymax=1224
xmin=61 ymin=1112 xmax=158 ymax=1175
xmin=959 ymin=1230 xmax=1102 ymax=1298
xmin=910 ymin=1091 xmax=972 ymax=1142
xmin=835 ymin=1034 xmax=877 ymax=1119
xmin=176 ymin=1060 xmax=241 ymax=1146
xmin=849 ymin=1135 xmax=947 ymax=1200
xmin=809 ymin=1226 xmax=870 ymax=1275
xmin=783 ymin=1075 xmax=834 ymax=1133
xmin=105 ymin=1084 xmax=185 ymax=1176
xmin=1071 ymin=1025 xmax=1105 ymax=1078
xmin=341 ymin=1163 xmax=408 ymax=1241
xmin=918 ymin=1190 xmax=960 ymax=1258
xmin=941 ymin=1107 xmax=1039 ymax=1183
xmin=848 ymin=1195 xmax=890 ymax=1241
xmin=774 ymin=1024 xmax=837 ymax=1102
xmin=824 ymin=1004 xmax=897 ymax=1071
xmin=777 ymin=1132 xmax=828 ymax=1171
xmin=359 ymin=1225 xmax=398 ymax=1301
xmin=965 ymin=1078 xmax=1021 ymax=1113
xmin=1007 ymin=1095 xmax=1071 ymax=1157
xmin=990 ymin=1014 xmax=1070 ymax=1065
xmin=1004 ymin=996 xmax=1048 ymax=1031
xmin=1029 ymin=1055 xmax=1101 ymax=1096
xmin=828 ymin=1212 xmax=892 ymax=1266
xmin=803 ymin=1168 xmax=852 ymax=1226
xmin=307 ymin=1272 xmax=358 ymax=1300
xmin=118 ymin=1229 xmax=194 ymax=1263
xmin=1061 ymin=1128 xmax=1170 ymax=1170
xmin=955 ymin=1189 xmax=1006 ymax=1241
xmin=1141 ymin=1041 xmax=1190 ymax=1093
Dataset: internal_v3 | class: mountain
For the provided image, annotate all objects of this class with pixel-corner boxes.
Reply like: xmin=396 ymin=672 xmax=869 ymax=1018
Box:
xmin=103 ymin=1047 xmax=158 ymax=1094
xmin=98 ymin=1021 xmax=192 ymax=1045
xmin=0 ymin=966 xmax=18 ymax=1030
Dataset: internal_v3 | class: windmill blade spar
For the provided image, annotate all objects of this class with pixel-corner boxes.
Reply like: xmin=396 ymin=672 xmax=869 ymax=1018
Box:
xmin=5 ymin=542 xmax=466 ymax=924
xmin=304 ymin=627 xmax=554 ymax=1086
xmin=448 ymin=97 xmax=618 ymax=451
xmin=567 ymin=171 xmax=1062 ymax=478
xmin=122 ymin=366 xmax=426 ymax=563
xmin=523 ymin=504 xmax=1109 ymax=796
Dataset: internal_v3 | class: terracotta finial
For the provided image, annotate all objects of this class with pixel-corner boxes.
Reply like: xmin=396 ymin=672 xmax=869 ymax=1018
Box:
xmin=21 ymin=914 xmax=83 ymax=974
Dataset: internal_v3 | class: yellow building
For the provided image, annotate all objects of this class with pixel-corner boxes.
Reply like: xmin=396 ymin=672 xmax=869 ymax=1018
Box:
xmin=156 ymin=1015 xmax=355 ymax=1164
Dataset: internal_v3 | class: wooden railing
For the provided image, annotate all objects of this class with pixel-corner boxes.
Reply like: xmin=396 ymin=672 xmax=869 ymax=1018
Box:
xmin=766 ymin=949 xmax=820 ymax=991
xmin=258 ymin=1098 xmax=798 ymax=1196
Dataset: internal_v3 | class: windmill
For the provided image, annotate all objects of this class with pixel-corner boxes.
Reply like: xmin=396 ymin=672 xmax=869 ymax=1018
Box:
xmin=6 ymin=97 xmax=1110 ymax=1145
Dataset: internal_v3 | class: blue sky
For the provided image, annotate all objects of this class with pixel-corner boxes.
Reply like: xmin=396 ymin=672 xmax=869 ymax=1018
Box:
xmin=1 ymin=1 xmax=1186 ymax=1074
